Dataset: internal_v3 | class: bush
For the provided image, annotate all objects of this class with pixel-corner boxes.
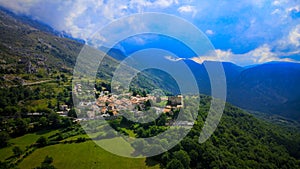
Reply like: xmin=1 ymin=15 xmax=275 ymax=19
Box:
xmin=13 ymin=146 xmax=23 ymax=157
xmin=36 ymin=136 xmax=48 ymax=147
xmin=76 ymin=137 xmax=86 ymax=143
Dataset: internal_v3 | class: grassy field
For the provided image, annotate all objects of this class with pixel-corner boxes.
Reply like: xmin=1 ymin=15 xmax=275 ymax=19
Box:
xmin=18 ymin=140 xmax=160 ymax=169
xmin=0 ymin=130 xmax=160 ymax=169
xmin=0 ymin=130 xmax=59 ymax=160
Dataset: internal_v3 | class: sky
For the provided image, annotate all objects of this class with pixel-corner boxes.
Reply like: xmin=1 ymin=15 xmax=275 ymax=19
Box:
xmin=0 ymin=0 xmax=300 ymax=66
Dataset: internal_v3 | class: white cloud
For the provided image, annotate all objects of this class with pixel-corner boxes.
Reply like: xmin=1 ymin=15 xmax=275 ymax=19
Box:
xmin=190 ymin=44 xmax=297 ymax=66
xmin=190 ymin=49 xmax=235 ymax=64
xmin=155 ymin=0 xmax=179 ymax=8
xmin=177 ymin=5 xmax=197 ymax=17
xmin=64 ymin=1 xmax=88 ymax=37
xmin=130 ymin=0 xmax=179 ymax=12
xmin=271 ymin=8 xmax=281 ymax=15
xmin=277 ymin=24 xmax=300 ymax=50
xmin=130 ymin=36 xmax=147 ymax=45
xmin=249 ymin=44 xmax=278 ymax=63
xmin=165 ymin=55 xmax=184 ymax=61
xmin=0 ymin=0 xmax=40 ymax=14
xmin=286 ymin=5 xmax=300 ymax=13
xmin=250 ymin=0 xmax=267 ymax=8
xmin=272 ymin=0 xmax=288 ymax=6
xmin=288 ymin=24 xmax=300 ymax=47
xmin=205 ymin=29 xmax=214 ymax=35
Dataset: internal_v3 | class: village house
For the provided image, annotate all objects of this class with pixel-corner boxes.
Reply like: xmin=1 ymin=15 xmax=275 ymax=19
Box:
xmin=168 ymin=95 xmax=182 ymax=106
xmin=59 ymin=104 xmax=69 ymax=111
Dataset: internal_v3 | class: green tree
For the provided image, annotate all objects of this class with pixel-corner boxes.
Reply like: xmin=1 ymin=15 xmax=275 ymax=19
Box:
xmin=189 ymin=149 xmax=199 ymax=167
xmin=61 ymin=118 xmax=72 ymax=128
xmin=39 ymin=117 xmax=48 ymax=128
xmin=36 ymin=136 xmax=48 ymax=147
xmin=12 ymin=146 xmax=22 ymax=157
xmin=43 ymin=156 xmax=54 ymax=164
xmin=35 ymin=156 xmax=56 ymax=169
xmin=48 ymin=112 xmax=61 ymax=128
xmin=166 ymin=159 xmax=184 ymax=169
xmin=0 ymin=161 xmax=9 ymax=169
xmin=161 ymin=152 xmax=170 ymax=166
xmin=67 ymin=108 xmax=77 ymax=118
xmin=157 ymin=113 xmax=167 ymax=126
xmin=3 ymin=106 xmax=18 ymax=116
xmin=173 ymin=150 xmax=191 ymax=168
xmin=0 ymin=131 xmax=10 ymax=148
xmin=14 ymin=118 xmax=29 ymax=135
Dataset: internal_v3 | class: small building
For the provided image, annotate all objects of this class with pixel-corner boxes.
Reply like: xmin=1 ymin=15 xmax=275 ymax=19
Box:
xmin=27 ymin=112 xmax=43 ymax=116
xmin=87 ymin=111 xmax=95 ymax=119
xmin=112 ymin=111 xmax=118 ymax=116
xmin=168 ymin=95 xmax=182 ymax=106
xmin=56 ymin=111 xmax=68 ymax=117
xmin=101 ymin=107 xmax=107 ymax=114
xmin=59 ymin=105 xmax=68 ymax=111
xmin=163 ymin=108 xmax=172 ymax=113
xmin=101 ymin=114 xmax=110 ymax=118
xmin=108 ymin=103 xmax=116 ymax=111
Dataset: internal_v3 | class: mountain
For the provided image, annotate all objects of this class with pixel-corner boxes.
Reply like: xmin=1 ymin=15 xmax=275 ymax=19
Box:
xmin=99 ymin=46 xmax=127 ymax=61
xmin=93 ymin=43 xmax=300 ymax=122
xmin=0 ymin=6 xmax=85 ymax=43
xmin=182 ymin=60 xmax=300 ymax=122
xmin=0 ymin=8 xmax=81 ymax=68
xmin=105 ymin=51 xmax=300 ymax=122
xmin=0 ymin=8 xmax=123 ymax=87
xmin=228 ymin=62 xmax=300 ymax=121
xmin=0 ymin=6 xmax=299 ymax=122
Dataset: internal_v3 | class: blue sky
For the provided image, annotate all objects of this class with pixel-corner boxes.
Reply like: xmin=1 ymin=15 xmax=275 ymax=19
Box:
xmin=0 ymin=0 xmax=300 ymax=66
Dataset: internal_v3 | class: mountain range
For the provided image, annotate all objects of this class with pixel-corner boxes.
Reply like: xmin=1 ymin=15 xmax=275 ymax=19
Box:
xmin=176 ymin=59 xmax=300 ymax=121
xmin=105 ymin=48 xmax=300 ymax=122
xmin=0 ymin=7 xmax=299 ymax=123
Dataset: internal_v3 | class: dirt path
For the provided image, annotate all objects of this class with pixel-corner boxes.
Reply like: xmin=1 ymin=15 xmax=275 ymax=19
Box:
xmin=22 ymin=79 xmax=54 ymax=86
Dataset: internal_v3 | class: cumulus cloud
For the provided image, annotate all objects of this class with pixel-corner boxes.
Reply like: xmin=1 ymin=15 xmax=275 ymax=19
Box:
xmin=276 ymin=24 xmax=300 ymax=52
xmin=191 ymin=44 xmax=297 ymax=66
xmin=288 ymin=24 xmax=300 ymax=47
xmin=0 ymin=0 xmax=179 ymax=40
xmin=287 ymin=5 xmax=300 ymax=13
xmin=191 ymin=49 xmax=237 ymax=64
xmin=177 ymin=5 xmax=197 ymax=17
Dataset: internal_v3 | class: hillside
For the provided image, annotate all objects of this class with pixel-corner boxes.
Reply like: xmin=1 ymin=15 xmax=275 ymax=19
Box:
xmin=153 ymin=98 xmax=300 ymax=168
xmin=229 ymin=62 xmax=300 ymax=121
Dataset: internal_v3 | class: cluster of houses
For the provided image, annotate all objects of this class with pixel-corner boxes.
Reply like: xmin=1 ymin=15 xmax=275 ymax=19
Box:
xmin=95 ymin=92 xmax=158 ymax=115
xmin=76 ymin=90 xmax=183 ymax=119
xmin=74 ymin=83 xmax=83 ymax=95
xmin=73 ymin=83 xmax=194 ymax=126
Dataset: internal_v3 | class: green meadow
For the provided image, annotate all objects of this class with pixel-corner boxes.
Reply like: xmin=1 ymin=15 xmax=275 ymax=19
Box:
xmin=0 ymin=130 xmax=160 ymax=169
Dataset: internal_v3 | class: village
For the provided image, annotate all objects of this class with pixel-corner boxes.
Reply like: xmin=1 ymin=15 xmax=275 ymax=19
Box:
xmin=72 ymin=83 xmax=194 ymax=126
